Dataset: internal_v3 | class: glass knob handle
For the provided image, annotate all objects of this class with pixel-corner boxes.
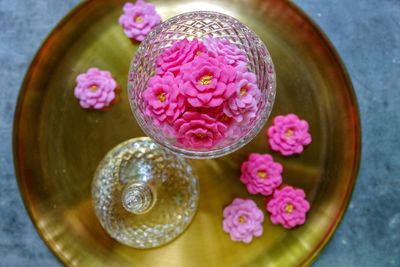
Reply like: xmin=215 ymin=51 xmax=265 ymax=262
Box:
xmin=122 ymin=182 xmax=156 ymax=214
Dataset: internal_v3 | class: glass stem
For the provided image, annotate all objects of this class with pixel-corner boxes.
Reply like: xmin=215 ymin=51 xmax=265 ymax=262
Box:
xmin=122 ymin=182 xmax=156 ymax=214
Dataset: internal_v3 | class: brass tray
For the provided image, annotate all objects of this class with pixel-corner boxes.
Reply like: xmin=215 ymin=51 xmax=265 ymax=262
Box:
xmin=13 ymin=0 xmax=361 ymax=266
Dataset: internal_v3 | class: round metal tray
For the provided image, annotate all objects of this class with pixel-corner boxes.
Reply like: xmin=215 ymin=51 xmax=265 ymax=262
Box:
xmin=13 ymin=0 xmax=361 ymax=266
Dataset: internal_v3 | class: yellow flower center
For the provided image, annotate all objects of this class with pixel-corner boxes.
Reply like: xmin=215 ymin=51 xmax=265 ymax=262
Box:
xmin=220 ymin=115 xmax=229 ymax=122
xmin=284 ymin=204 xmax=294 ymax=213
xmin=195 ymin=133 xmax=205 ymax=138
xmin=239 ymin=215 xmax=246 ymax=224
xmin=90 ymin=85 xmax=98 ymax=91
xmin=195 ymin=50 xmax=201 ymax=56
xmin=199 ymin=74 xmax=213 ymax=85
xmin=157 ymin=93 xmax=166 ymax=102
xmin=240 ymin=87 xmax=247 ymax=96
xmin=135 ymin=16 xmax=143 ymax=23
xmin=257 ymin=170 xmax=267 ymax=179
xmin=285 ymin=129 xmax=294 ymax=138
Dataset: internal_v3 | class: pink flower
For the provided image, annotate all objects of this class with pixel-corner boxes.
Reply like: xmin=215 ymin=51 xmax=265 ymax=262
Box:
xmin=266 ymin=186 xmax=310 ymax=229
xmin=203 ymin=35 xmax=248 ymax=70
xmin=143 ymin=73 xmax=185 ymax=125
xmin=197 ymin=105 xmax=243 ymax=139
xmin=223 ymin=198 xmax=264 ymax=243
xmin=74 ymin=68 xmax=117 ymax=109
xmin=223 ymin=71 xmax=260 ymax=123
xmin=267 ymin=114 xmax=312 ymax=156
xmin=240 ymin=153 xmax=283 ymax=196
xmin=179 ymin=54 xmax=237 ymax=108
xmin=118 ymin=0 xmax=161 ymax=42
xmin=156 ymin=38 xmax=206 ymax=76
xmin=174 ymin=111 xmax=227 ymax=148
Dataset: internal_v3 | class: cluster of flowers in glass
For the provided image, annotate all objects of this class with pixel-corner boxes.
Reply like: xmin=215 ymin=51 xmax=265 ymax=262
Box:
xmin=142 ymin=36 xmax=261 ymax=149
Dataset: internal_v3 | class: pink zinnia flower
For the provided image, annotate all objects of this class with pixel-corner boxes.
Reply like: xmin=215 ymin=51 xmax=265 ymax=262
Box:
xmin=74 ymin=68 xmax=118 ymax=110
xmin=199 ymin=106 xmax=232 ymax=125
xmin=267 ymin=114 xmax=312 ymax=156
xmin=199 ymin=106 xmax=242 ymax=138
xmin=174 ymin=111 xmax=227 ymax=149
xmin=118 ymin=0 xmax=161 ymax=42
xmin=223 ymin=198 xmax=264 ymax=243
xmin=156 ymin=38 xmax=206 ymax=76
xmin=266 ymin=186 xmax=310 ymax=229
xmin=179 ymin=54 xmax=237 ymax=108
xmin=240 ymin=153 xmax=283 ymax=196
xmin=142 ymin=73 xmax=185 ymax=125
xmin=223 ymin=71 xmax=260 ymax=123
xmin=203 ymin=35 xmax=248 ymax=70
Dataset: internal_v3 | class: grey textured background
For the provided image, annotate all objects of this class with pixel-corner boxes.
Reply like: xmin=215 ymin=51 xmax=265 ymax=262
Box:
xmin=1 ymin=0 xmax=399 ymax=266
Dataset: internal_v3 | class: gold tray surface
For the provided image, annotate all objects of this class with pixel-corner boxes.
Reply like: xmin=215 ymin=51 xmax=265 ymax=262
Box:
xmin=13 ymin=0 xmax=361 ymax=266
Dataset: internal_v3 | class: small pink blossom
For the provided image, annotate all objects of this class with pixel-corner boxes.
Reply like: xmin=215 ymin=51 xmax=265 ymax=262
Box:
xmin=174 ymin=111 xmax=227 ymax=149
xmin=142 ymin=73 xmax=185 ymax=125
xmin=199 ymin=106 xmax=232 ymax=125
xmin=156 ymin=38 xmax=206 ymax=76
xmin=223 ymin=71 xmax=260 ymax=123
xmin=118 ymin=0 xmax=161 ymax=42
xmin=240 ymin=153 xmax=283 ymax=196
xmin=74 ymin=68 xmax=117 ymax=109
xmin=223 ymin=198 xmax=264 ymax=243
xmin=266 ymin=186 xmax=310 ymax=229
xmin=204 ymin=35 xmax=248 ymax=70
xmin=200 ymin=106 xmax=241 ymax=138
xmin=179 ymin=54 xmax=237 ymax=108
xmin=267 ymin=114 xmax=312 ymax=156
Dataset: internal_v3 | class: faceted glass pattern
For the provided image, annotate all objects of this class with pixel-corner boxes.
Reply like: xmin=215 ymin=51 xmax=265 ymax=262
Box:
xmin=129 ymin=11 xmax=276 ymax=158
xmin=92 ymin=138 xmax=199 ymax=248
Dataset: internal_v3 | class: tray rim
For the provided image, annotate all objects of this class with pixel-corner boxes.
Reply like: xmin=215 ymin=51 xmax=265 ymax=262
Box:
xmin=12 ymin=0 xmax=362 ymax=266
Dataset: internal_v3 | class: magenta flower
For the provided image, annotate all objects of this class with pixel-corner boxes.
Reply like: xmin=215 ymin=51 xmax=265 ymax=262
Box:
xmin=118 ymin=0 xmax=161 ymax=42
xmin=179 ymin=54 xmax=237 ymax=108
xmin=156 ymin=38 xmax=206 ymax=76
xmin=174 ymin=111 xmax=227 ymax=148
xmin=203 ymin=35 xmax=248 ymax=70
xmin=142 ymin=73 xmax=185 ymax=125
xmin=266 ymin=186 xmax=310 ymax=229
xmin=74 ymin=68 xmax=118 ymax=110
xmin=198 ymin=105 xmax=242 ymax=138
xmin=267 ymin=114 xmax=312 ymax=156
xmin=240 ymin=153 xmax=283 ymax=196
xmin=223 ymin=198 xmax=264 ymax=243
xmin=223 ymin=71 xmax=260 ymax=123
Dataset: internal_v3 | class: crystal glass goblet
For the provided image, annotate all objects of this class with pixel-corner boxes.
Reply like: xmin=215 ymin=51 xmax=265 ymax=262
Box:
xmin=129 ymin=11 xmax=276 ymax=159
xmin=92 ymin=137 xmax=199 ymax=248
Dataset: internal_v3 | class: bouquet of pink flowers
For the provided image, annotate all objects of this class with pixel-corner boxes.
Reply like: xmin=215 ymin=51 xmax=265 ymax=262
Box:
xmin=143 ymin=36 xmax=262 ymax=149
